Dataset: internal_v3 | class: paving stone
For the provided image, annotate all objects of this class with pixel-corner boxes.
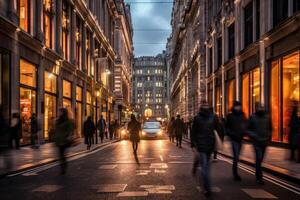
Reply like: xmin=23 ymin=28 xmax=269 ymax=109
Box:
xmin=196 ymin=186 xmax=221 ymax=193
xmin=32 ymin=185 xmax=63 ymax=193
xmin=99 ymin=165 xmax=117 ymax=169
xmin=242 ymin=189 xmax=278 ymax=199
xmin=117 ymin=191 xmax=149 ymax=197
xmin=97 ymin=184 xmax=127 ymax=193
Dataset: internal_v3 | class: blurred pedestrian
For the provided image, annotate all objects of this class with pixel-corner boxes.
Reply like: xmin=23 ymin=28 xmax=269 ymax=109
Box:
xmin=0 ymin=105 xmax=12 ymax=170
xmin=83 ymin=116 xmax=95 ymax=150
xmin=128 ymin=114 xmax=141 ymax=154
xmin=30 ymin=114 xmax=39 ymax=149
xmin=54 ymin=108 xmax=75 ymax=175
xmin=225 ymin=101 xmax=247 ymax=181
xmin=109 ymin=120 xmax=118 ymax=140
xmin=191 ymin=102 xmax=220 ymax=196
xmin=213 ymin=116 xmax=225 ymax=160
xmin=288 ymin=102 xmax=300 ymax=162
xmin=167 ymin=117 xmax=175 ymax=142
xmin=173 ymin=115 xmax=185 ymax=148
xmin=97 ymin=115 xmax=106 ymax=143
xmin=248 ymin=103 xmax=272 ymax=185
xmin=10 ymin=112 xmax=22 ymax=149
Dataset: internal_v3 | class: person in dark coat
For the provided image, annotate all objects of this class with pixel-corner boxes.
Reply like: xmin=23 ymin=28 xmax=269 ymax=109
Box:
xmin=0 ymin=105 xmax=12 ymax=170
xmin=83 ymin=116 xmax=95 ymax=150
xmin=168 ymin=117 xmax=175 ymax=142
xmin=225 ymin=101 xmax=247 ymax=181
xmin=128 ymin=114 xmax=141 ymax=153
xmin=54 ymin=108 xmax=75 ymax=175
xmin=30 ymin=114 xmax=39 ymax=149
xmin=191 ymin=102 xmax=220 ymax=195
xmin=10 ymin=113 xmax=22 ymax=149
xmin=248 ymin=103 xmax=272 ymax=185
xmin=288 ymin=103 xmax=300 ymax=162
xmin=173 ymin=115 xmax=185 ymax=148
xmin=97 ymin=115 xmax=106 ymax=143
xmin=109 ymin=120 xmax=118 ymax=140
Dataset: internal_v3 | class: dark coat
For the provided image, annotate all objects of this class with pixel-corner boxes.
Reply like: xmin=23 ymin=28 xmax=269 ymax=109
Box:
xmin=248 ymin=111 xmax=272 ymax=147
xmin=225 ymin=110 xmax=247 ymax=142
xmin=31 ymin=116 xmax=38 ymax=135
xmin=83 ymin=119 xmax=95 ymax=137
xmin=54 ymin=118 xmax=75 ymax=147
xmin=191 ymin=111 xmax=219 ymax=153
xmin=0 ymin=115 xmax=10 ymax=149
xmin=11 ymin=118 xmax=22 ymax=139
xmin=167 ymin=120 xmax=174 ymax=136
xmin=128 ymin=119 xmax=141 ymax=142
xmin=97 ymin=119 xmax=106 ymax=133
xmin=173 ymin=118 xmax=185 ymax=137
xmin=289 ymin=109 xmax=300 ymax=148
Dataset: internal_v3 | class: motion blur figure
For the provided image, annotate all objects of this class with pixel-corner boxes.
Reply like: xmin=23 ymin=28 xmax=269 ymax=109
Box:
xmin=83 ymin=116 xmax=95 ymax=150
xmin=167 ymin=117 xmax=175 ymax=142
xmin=248 ymin=103 xmax=272 ymax=185
xmin=128 ymin=114 xmax=141 ymax=154
xmin=225 ymin=101 xmax=247 ymax=181
xmin=191 ymin=102 xmax=220 ymax=196
xmin=109 ymin=120 xmax=119 ymax=140
xmin=173 ymin=115 xmax=185 ymax=148
xmin=10 ymin=112 xmax=21 ymax=149
xmin=97 ymin=115 xmax=106 ymax=143
xmin=54 ymin=108 xmax=75 ymax=175
xmin=288 ymin=102 xmax=300 ymax=162
xmin=30 ymin=114 xmax=39 ymax=149
xmin=0 ymin=105 xmax=12 ymax=171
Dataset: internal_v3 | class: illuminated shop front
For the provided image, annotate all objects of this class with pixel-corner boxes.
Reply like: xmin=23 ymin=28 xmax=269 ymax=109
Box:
xmin=63 ymin=80 xmax=72 ymax=110
xmin=44 ymin=71 xmax=57 ymax=140
xmin=20 ymin=59 xmax=37 ymax=144
xmin=270 ymin=51 xmax=299 ymax=143
xmin=86 ymin=91 xmax=92 ymax=118
xmin=76 ymin=86 xmax=83 ymax=137
xmin=226 ymin=79 xmax=235 ymax=114
xmin=242 ymin=68 xmax=261 ymax=118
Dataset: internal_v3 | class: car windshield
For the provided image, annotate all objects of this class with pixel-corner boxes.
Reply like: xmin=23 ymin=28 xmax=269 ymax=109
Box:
xmin=143 ymin=122 xmax=160 ymax=129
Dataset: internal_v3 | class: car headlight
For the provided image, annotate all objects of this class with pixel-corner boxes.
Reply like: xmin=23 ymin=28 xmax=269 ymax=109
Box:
xmin=142 ymin=131 xmax=146 ymax=136
xmin=157 ymin=130 xmax=162 ymax=135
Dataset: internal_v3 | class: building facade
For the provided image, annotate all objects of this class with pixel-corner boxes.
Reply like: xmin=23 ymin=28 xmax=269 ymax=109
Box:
xmin=169 ymin=0 xmax=207 ymax=121
xmin=0 ymin=0 xmax=132 ymax=145
xmin=204 ymin=0 xmax=299 ymax=144
xmin=132 ymin=54 xmax=169 ymax=120
xmin=114 ymin=1 xmax=133 ymax=123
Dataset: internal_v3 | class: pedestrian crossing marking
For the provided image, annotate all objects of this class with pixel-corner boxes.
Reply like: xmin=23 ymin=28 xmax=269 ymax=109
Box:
xmin=32 ymin=185 xmax=63 ymax=193
xmin=242 ymin=189 xmax=278 ymax=199
xmin=97 ymin=184 xmax=127 ymax=193
xmin=169 ymin=155 xmax=182 ymax=158
xmin=150 ymin=163 xmax=168 ymax=169
xmin=140 ymin=185 xmax=175 ymax=194
xmin=117 ymin=191 xmax=149 ymax=197
xmin=99 ymin=165 xmax=117 ymax=169
xmin=136 ymin=169 xmax=151 ymax=176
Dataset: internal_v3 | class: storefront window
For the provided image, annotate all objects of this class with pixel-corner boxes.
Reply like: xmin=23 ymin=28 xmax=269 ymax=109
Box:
xmin=227 ymin=79 xmax=235 ymax=114
xmin=76 ymin=86 xmax=83 ymax=137
xmin=63 ymin=80 xmax=72 ymax=109
xmin=242 ymin=68 xmax=260 ymax=118
xmin=44 ymin=72 xmax=56 ymax=93
xmin=270 ymin=51 xmax=299 ymax=143
xmin=20 ymin=59 xmax=37 ymax=145
xmin=215 ymin=86 xmax=222 ymax=117
xmin=86 ymin=91 xmax=91 ymax=117
xmin=19 ymin=0 xmax=30 ymax=33
xmin=44 ymin=0 xmax=53 ymax=48
xmin=76 ymin=86 xmax=82 ymax=101
xmin=62 ymin=1 xmax=69 ymax=60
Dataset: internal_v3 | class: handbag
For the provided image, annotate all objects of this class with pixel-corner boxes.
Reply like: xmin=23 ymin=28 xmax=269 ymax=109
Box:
xmin=214 ymin=130 xmax=223 ymax=151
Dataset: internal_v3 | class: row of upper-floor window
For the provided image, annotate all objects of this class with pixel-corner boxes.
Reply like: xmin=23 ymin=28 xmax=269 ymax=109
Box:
xmin=207 ymin=0 xmax=300 ymax=74
xmin=134 ymin=61 xmax=164 ymax=66
xmin=135 ymin=76 xmax=165 ymax=81
xmin=134 ymin=69 xmax=165 ymax=75
xmin=136 ymin=82 xmax=164 ymax=87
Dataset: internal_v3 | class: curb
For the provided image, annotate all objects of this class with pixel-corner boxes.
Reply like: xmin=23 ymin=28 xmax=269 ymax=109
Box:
xmin=183 ymin=138 xmax=300 ymax=185
xmin=0 ymin=139 xmax=120 ymax=178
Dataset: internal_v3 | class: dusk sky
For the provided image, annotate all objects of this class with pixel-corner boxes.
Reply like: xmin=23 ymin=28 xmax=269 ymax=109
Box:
xmin=124 ymin=0 xmax=173 ymax=57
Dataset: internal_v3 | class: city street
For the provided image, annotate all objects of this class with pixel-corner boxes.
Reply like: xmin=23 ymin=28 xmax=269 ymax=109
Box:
xmin=0 ymin=138 xmax=299 ymax=200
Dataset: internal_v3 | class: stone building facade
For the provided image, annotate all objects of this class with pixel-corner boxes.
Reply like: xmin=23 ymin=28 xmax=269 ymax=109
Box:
xmin=169 ymin=0 xmax=207 ymax=121
xmin=0 ymin=0 xmax=133 ymax=145
xmin=132 ymin=54 xmax=169 ymax=120
xmin=205 ymin=0 xmax=299 ymax=144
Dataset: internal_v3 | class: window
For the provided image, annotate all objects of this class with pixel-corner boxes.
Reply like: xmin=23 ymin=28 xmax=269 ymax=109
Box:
xmin=227 ymin=79 xmax=235 ymax=114
xmin=242 ymin=68 xmax=260 ymax=118
xmin=76 ymin=86 xmax=83 ymax=137
xmin=273 ymin=0 xmax=288 ymax=27
xmin=63 ymin=80 xmax=72 ymax=109
xmin=86 ymin=91 xmax=91 ymax=117
xmin=76 ymin=16 xmax=82 ymax=69
xmin=228 ymin=23 xmax=235 ymax=60
xmin=44 ymin=0 xmax=53 ymax=48
xmin=217 ymin=37 xmax=222 ymax=68
xmin=20 ymin=59 xmax=37 ymax=87
xmin=215 ymin=86 xmax=222 ymax=117
xmin=62 ymin=1 xmax=70 ymax=60
xmin=271 ymin=51 xmax=299 ymax=143
xmin=244 ymin=1 xmax=253 ymax=48
xmin=44 ymin=72 xmax=57 ymax=93
xmin=256 ymin=0 xmax=260 ymax=40
xmin=19 ymin=0 xmax=30 ymax=33
xmin=76 ymin=86 xmax=82 ymax=101
xmin=208 ymin=48 xmax=213 ymax=74
xmin=86 ymin=30 xmax=91 ymax=76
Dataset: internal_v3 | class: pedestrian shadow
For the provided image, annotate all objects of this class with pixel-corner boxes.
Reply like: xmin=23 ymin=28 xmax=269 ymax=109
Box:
xmin=133 ymin=152 xmax=140 ymax=166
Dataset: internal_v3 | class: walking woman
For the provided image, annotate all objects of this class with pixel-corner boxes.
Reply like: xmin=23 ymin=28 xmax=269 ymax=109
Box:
xmin=128 ymin=114 xmax=141 ymax=153
xmin=83 ymin=116 xmax=95 ymax=150
xmin=54 ymin=108 xmax=75 ymax=174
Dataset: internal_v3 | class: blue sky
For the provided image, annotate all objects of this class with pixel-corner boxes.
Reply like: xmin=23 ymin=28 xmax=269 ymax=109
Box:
xmin=124 ymin=0 xmax=173 ymax=57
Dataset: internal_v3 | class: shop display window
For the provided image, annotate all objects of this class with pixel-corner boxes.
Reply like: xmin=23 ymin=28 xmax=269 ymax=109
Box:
xmin=20 ymin=59 xmax=36 ymax=87
xmin=44 ymin=94 xmax=56 ymax=140
xmin=76 ymin=86 xmax=82 ymax=101
xmin=44 ymin=71 xmax=57 ymax=93
xmin=19 ymin=0 xmax=30 ymax=33
xmin=227 ymin=79 xmax=235 ymax=113
xmin=63 ymin=80 xmax=71 ymax=98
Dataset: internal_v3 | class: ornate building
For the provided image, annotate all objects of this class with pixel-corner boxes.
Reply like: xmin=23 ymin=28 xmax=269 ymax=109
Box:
xmin=0 ymin=0 xmax=132 ymax=144
xmin=132 ymin=54 xmax=169 ymax=120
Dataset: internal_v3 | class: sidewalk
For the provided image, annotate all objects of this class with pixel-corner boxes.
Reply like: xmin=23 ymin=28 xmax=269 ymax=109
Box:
xmin=219 ymin=139 xmax=300 ymax=184
xmin=0 ymin=137 xmax=117 ymax=177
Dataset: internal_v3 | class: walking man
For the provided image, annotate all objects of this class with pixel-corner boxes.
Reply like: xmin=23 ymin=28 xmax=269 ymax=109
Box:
xmin=97 ymin=115 xmax=106 ymax=143
xmin=225 ymin=101 xmax=247 ymax=181
xmin=128 ymin=114 xmax=141 ymax=154
xmin=10 ymin=112 xmax=22 ymax=149
xmin=168 ymin=117 xmax=175 ymax=142
xmin=83 ymin=116 xmax=95 ymax=150
xmin=191 ymin=102 xmax=220 ymax=196
xmin=173 ymin=115 xmax=185 ymax=148
xmin=248 ymin=103 xmax=272 ymax=185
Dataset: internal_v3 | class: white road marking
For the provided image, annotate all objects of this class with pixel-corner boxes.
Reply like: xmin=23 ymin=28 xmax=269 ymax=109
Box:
xmin=242 ymin=189 xmax=278 ymax=199
xmin=99 ymin=165 xmax=117 ymax=169
xmin=32 ymin=185 xmax=63 ymax=193
xmin=150 ymin=163 xmax=168 ymax=169
xmin=140 ymin=185 xmax=175 ymax=194
xmin=159 ymin=155 xmax=164 ymax=162
xmin=117 ymin=191 xmax=148 ymax=197
xmin=97 ymin=184 xmax=127 ymax=193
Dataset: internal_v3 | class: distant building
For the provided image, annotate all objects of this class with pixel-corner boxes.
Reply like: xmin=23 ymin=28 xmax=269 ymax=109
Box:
xmin=132 ymin=54 xmax=169 ymax=120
